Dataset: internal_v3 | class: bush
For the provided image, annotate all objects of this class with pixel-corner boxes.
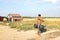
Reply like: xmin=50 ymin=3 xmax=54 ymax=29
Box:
xmin=20 ymin=25 xmax=34 ymax=31
xmin=9 ymin=22 xmax=35 ymax=31
xmin=10 ymin=26 xmax=16 ymax=28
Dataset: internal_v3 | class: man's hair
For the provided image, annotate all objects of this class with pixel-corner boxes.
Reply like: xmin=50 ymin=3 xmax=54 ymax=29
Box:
xmin=38 ymin=14 xmax=41 ymax=16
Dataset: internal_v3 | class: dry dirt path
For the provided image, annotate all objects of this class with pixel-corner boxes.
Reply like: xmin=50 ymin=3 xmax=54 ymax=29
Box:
xmin=0 ymin=25 xmax=60 ymax=40
xmin=0 ymin=25 xmax=37 ymax=40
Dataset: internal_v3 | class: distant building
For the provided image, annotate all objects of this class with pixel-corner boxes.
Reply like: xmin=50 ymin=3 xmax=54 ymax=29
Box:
xmin=8 ymin=14 xmax=22 ymax=22
xmin=0 ymin=16 xmax=3 ymax=21
xmin=0 ymin=16 xmax=8 ymax=22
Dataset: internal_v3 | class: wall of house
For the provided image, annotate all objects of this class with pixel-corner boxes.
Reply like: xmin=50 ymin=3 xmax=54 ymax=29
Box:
xmin=13 ymin=18 xmax=21 ymax=22
xmin=0 ymin=16 xmax=8 ymax=22
xmin=0 ymin=17 xmax=3 ymax=21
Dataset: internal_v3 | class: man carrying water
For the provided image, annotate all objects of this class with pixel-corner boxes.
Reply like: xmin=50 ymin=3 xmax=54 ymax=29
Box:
xmin=36 ymin=14 xmax=42 ymax=36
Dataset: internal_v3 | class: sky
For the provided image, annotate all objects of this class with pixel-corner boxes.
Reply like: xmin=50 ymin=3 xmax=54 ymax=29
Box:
xmin=0 ymin=0 xmax=60 ymax=17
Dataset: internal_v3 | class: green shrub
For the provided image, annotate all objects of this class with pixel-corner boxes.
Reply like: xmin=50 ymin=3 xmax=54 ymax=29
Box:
xmin=10 ymin=26 xmax=16 ymax=28
xmin=20 ymin=25 xmax=34 ymax=31
xmin=9 ymin=22 xmax=35 ymax=31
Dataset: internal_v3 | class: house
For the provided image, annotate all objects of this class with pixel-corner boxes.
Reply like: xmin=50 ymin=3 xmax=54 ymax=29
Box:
xmin=8 ymin=14 xmax=22 ymax=22
xmin=0 ymin=16 xmax=8 ymax=22
xmin=0 ymin=16 xmax=3 ymax=21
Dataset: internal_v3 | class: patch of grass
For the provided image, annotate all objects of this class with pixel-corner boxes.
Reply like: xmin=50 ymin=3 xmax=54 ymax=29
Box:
xmin=20 ymin=24 xmax=34 ymax=31
xmin=9 ymin=21 xmax=35 ymax=31
xmin=0 ymin=22 xmax=8 ymax=26
xmin=47 ymin=24 xmax=60 ymax=30
xmin=9 ymin=18 xmax=60 ymax=31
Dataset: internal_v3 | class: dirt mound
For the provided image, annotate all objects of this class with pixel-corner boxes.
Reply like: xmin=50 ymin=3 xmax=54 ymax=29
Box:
xmin=28 ymin=30 xmax=60 ymax=40
xmin=0 ymin=25 xmax=60 ymax=40
xmin=40 ymin=30 xmax=60 ymax=40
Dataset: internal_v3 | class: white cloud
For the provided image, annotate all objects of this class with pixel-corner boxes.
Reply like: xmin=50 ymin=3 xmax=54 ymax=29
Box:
xmin=0 ymin=0 xmax=21 ymax=3
xmin=0 ymin=0 xmax=59 ymax=4
xmin=24 ymin=0 xmax=60 ymax=5
xmin=43 ymin=0 xmax=59 ymax=4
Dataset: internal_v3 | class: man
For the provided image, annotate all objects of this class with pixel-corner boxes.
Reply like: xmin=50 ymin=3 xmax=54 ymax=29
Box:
xmin=36 ymin=14 xmax=42 ymax=36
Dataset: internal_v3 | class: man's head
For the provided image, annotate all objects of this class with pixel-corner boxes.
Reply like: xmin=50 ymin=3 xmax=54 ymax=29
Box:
xmin=38 ymin=14 xmax=41 ymax=16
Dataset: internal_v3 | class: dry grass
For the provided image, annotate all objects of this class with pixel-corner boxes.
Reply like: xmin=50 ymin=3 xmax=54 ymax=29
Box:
xmin=1 ymin=18 xmax=60 ymax=31
xmin=42 ymin=18 xmax=60 ymax=30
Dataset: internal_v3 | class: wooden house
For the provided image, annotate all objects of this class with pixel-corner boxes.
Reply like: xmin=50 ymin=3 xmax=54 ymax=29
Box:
xmin=8 ymin=14 xmax=22 ymax=22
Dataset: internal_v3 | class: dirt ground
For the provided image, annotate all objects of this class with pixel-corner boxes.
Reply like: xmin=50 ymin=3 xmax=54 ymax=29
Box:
xmin=0 ymin=25 xmax=60 ymax=40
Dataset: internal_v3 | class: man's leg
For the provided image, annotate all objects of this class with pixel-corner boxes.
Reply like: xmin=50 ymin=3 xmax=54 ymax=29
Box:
xmin=37 ymin=30 xmax=41 ymax=36
xmin=37 ymin=24 xmax=41 ymax=36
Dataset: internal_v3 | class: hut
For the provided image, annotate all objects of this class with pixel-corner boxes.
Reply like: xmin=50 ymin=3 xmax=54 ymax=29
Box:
xmin=8 ymin=14 xmax=22 ymax=22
